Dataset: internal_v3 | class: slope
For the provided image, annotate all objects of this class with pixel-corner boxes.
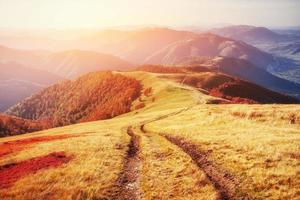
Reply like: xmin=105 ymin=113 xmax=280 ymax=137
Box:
xmin=137 ymin=64 xmax=299 ymax=103
xmin=6 ymin=71 xmax=142 ymax=127
xmin=178 ymin=56 xmax=300 ymax=97
xmin=145 ymin=33 xmax=275 ymax=69
xmin=0 ymin=71 xmax=299 ymax=199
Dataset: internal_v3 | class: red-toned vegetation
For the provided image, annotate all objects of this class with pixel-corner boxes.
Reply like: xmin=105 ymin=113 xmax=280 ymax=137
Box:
xmin=6 ymin=72 xmax=142 ymax=126
xmin=168 ymin=73 xmax=299 ymax=104
xmin=209 ymin=79 xmax=298 ymax=104
xmin=0 ymin=152 xmax=72 ymax=189
xmin=135 ymin=102 xmax=146 ymax=110
xmin=0 ymin=134 xmax=82 ymax=158
xmin=0 ymin=114 xmax=51 ymax=137
xmin=143 ymin=87 xmax=153 ymax=97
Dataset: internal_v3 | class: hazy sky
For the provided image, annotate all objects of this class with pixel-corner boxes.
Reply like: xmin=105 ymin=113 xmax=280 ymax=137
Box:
xmin=0 ymin=0 xmax=299 ymax=29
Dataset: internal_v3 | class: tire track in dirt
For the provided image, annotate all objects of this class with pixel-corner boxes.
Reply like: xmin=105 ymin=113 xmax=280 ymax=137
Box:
xmin=137 ymin=126 xmax=219 ymax=199
xmin=112 ymin=126 xmax=141 ymax=200
xmin=163 ymin=135 xmax=250 ymax=200
xmin=138 ymin=106 xmax=249 ymax=199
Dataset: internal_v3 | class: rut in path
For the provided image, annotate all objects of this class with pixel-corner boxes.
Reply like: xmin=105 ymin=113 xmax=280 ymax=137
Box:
xmin=112 ymin=127 xmax=141 ymax=200
xmin=163 ymin=135 xmax=250 ymax=200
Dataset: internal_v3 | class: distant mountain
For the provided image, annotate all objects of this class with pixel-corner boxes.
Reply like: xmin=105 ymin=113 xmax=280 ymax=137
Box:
xmin=0 ymin=62 xmax=62 ymax=111
xmin=77 ymin=28 xmax=198 ymax=63
xmin=0 ymin=28 xmax=198 ymax=63
xmin=6 ymin=72 xmax=142 ymax=127
xmin=114 ymin=28 xmax=198 ymax=63
xmin=178 ymin=56 xmax=300 ymax=97
xmin=210 ymin=25 xmax=300 ymax=71
xmin=40 ymin=50 xmax=132 ymax=78
xmin=0 ymin=28 xmax=282 ymax=71
xmin=144 ymin=33 xmax=275 ymax=69
xmin=210 ymin=25 xmax=285 ymax=44
xmin=269 ymin=42 xmax=300 ymax=56
xmin=0 ymin=45 xmax=49 ymax=68
xmin=80 ymin=28 xmax=278 ymax=69
xmin=0 ymin=45 xmax=133 ymax=78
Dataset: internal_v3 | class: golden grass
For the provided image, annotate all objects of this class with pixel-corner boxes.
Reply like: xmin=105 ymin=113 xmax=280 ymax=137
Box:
xmin=133 ymin=127 xmax=218 ymax=200
xmin=146 ymin=104 xmax=300 ymax=199
xmin=0 ymin=120 xmax=131 ymax=199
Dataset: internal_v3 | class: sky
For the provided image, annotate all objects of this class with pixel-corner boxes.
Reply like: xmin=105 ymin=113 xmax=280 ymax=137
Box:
xmin=0 ymin=0 xmax=299 ymax=29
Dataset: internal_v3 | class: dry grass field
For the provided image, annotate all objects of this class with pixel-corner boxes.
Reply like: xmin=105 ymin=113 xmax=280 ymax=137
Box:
xmin=0 ymin=71 xmax=299 ymax=199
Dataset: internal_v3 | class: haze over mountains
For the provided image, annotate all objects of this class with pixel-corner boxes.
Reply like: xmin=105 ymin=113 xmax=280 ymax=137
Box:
xmin=0 ymin=62 xmax=62 ymax=111
xmin=144 ymin=33 xmax=275 ymax=68
xmin=0 ymin=28 xmax=279 ymax=68
xmin=210 ymin=25 xmax=286 ymax=44
xmin=0 ymin=45 xmax=132 ymax=78
xmin=1 ymin=25 xmax=300 ymax=117
xmin=211 ymin=25 xmax=300 ymax=83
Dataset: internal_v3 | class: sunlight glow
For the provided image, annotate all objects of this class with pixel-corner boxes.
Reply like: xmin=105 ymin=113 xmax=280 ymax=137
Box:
xmin=0 ymin=0 xmax=299 ymax=29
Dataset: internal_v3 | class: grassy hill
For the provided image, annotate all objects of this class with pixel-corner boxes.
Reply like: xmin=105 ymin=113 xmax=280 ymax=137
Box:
xmin=137 ymin=65 xmax=299 ymax=104
xmin=0 ymin=71 xmax=299 ymax=199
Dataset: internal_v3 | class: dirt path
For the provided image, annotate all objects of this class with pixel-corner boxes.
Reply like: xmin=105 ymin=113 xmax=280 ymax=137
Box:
xmin=113 ymin=126 xmax=141 ymax=200
xmin=138 ymin=107 xmax=249 ymax=199
xmin=163 ymin=135 xmax=250 ymax=200
xmin=112 ymin=107 xmax=247 ymax=199
xmin=136 ymin=127 xmax=219 ymax=200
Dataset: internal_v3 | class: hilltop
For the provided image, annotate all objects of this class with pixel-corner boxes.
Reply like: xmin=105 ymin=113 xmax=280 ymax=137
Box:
xmin=136 ymin=65 xmax=299 ymax=104
xmin=144 ymin=33 xmax=274 ymax=69
xmin=210 ymin=25 xmax=285 ymax=43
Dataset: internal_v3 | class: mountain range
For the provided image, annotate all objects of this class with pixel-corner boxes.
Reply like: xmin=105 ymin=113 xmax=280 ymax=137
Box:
xmin=1 ymin=26 xmax=300 ymax=117
xmin=210 ymin=25 xmax=300 ymax=83
xmin=210 ymin=25 xmax=286 ymax=44
xmin=0 ymin=45 xmax=132 ymax=79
